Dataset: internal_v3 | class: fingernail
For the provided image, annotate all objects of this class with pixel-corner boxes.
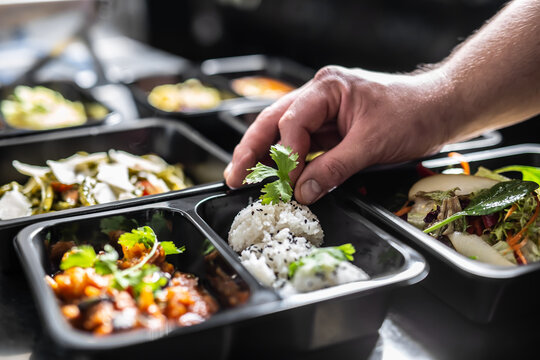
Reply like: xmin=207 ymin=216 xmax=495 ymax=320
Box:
xmin=300 ymin=179 xmax=322 ymax=204
xmin=224 ymin=162 xmax=232 ymax=179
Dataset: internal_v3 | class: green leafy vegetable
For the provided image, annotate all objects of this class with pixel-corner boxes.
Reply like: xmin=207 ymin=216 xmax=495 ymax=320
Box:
xmin=161 ymin=241 xmax=184 ymax=255
xmin=288 ymin=243 xmax=356 ymax=278
xmin=474 ymin=166 xmax=510 ymax=182
xmin=94 ymin=244 xmax=119 ymax=276
xmin=129 ymin=264 xmax=169 ymax=297
xmin=118 ymin=226 xmax=183 ymax=255
xmin=59 ymin=225 xmax=183 ymax=297
xmin=118 ymin=226 xmax=158 ymax=249
xmin=244 ymin=144 xmax=299 ymax=205
xmin=424 ymin=180 xmax=538 ymax=234
xmin=495 ymin=165 xmax=540 ymax=188
xmin=60 ymin=245 xmax=97 ymax=270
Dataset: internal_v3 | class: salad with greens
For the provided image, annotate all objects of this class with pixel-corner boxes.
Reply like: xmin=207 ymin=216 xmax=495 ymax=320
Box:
xmin=400 ymin=161 xmax=540 ymax=266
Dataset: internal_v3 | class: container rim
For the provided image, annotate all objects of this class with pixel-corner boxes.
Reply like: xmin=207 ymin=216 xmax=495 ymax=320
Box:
xmin=13 ymin=202 xmax=261 ymax=350
xmin=0 ymin=117 xmax=232 ymax=229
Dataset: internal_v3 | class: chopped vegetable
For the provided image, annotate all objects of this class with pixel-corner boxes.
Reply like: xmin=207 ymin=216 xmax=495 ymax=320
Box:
xmin=424 ymin=180 xmax=538 ymax=234
xmin=405 ymin=162 xmax=540 ymax=266
xmin=243 ymin=144 xmax=299 ymax=205
xmin=50 ymin=225 xmax=218 ymax=335
xmin=0 ymin=150 xmax=192 ymax=220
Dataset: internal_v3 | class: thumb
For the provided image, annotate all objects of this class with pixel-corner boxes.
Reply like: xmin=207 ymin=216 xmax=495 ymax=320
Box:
xmin=294 ymin=136 xmax=373 ymax=204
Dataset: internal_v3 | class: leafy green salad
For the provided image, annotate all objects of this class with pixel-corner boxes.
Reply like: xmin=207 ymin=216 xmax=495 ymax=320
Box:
xmin=401 ymin=164 xmax=540 ymax=266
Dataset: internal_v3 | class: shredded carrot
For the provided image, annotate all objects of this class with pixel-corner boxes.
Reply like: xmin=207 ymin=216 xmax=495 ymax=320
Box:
xmin=504 ymin=203 xmax=518 ymax=221
xmin=448 ymin=152 xmax=470 ymax=175
xmin=394 ymin=205 xmax=413 ymax=217
xmin=507 ymin=195 xmax=539 ymax=247
xmin=515 ymin=248 xmax=528 ymax=265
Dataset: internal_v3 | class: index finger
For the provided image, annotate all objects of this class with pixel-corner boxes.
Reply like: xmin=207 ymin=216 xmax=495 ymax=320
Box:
xmin=278 ymin=78 xmax=342 ymax=183
xmin=225 ymin=88 xmax=300 ymax=188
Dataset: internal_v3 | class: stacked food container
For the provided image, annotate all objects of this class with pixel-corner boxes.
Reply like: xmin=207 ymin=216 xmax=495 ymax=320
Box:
xmin=1 ymin=4 xmax=539 ymax=360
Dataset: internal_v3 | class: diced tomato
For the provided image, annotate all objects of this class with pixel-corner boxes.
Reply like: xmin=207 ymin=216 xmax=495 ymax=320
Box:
xmin=137 ymin=180 xmax=159 ymax=196
xmin=51 ymin=182 xmax=74 ymax=193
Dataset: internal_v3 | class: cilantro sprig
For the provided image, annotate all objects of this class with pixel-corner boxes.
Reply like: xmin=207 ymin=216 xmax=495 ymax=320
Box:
xmin=118 ymin=226 xmax=183 ymax=255
xmin=59 ymin=226 xmax=184 ymax=294
xmin=243 ymin=144 xmax=299 ymax=205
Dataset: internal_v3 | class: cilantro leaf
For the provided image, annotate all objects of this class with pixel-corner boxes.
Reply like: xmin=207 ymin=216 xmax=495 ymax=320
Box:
xmin=130 ymin=264 xmax=169 ymax=297
xmin=94 ymin=244 xmax=119 ymax=275
xmin=244 ymin=163 xmax=278 ymax=184
xmin=271 ymin=144 xmax=299 ymax=180
xmin=60 ymin=245 xmax=97 ymax=270
xmin=288 ymin=243 xmax=356 ymax=278
xmin=243 ymin=144 xmax=299 ymax=205
xmin=118 ymin=226 xmax=157 ymax=249
xmin=161 ymin=241 xmax=184 ymax=255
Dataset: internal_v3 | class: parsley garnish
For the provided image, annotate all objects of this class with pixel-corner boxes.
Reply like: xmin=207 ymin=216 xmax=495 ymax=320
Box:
xmin=243 ymin=144 xmax=299 ymax=205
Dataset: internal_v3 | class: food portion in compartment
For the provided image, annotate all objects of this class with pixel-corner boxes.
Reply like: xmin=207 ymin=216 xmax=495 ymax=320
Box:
xmin=0 ymin=150 xmax=192 ymax=220
xmin=147 ymin=79 xmax=224 ymax=112
xmin=0 ymin=85 xmax=107 ymax=130
xmin=204 ymin=244 xmax=251 ymax=308
xmin=400 ymin=158 xmax=540 ymax=266
xmin=230 ymin=76 xmax=296 ymax=99
xmin=228 ymin=144 xmax=369 ymax=295
xmin=46 ymin=226 xmax=218 ymax=335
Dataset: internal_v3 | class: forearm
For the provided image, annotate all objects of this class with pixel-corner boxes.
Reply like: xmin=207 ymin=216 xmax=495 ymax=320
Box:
xmin=438 ymin=0 xmax=540 ymax=142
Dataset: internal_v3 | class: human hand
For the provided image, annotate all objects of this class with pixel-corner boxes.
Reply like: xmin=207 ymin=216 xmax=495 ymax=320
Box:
xmin=224 ymin=65 xmax=455 ymax=204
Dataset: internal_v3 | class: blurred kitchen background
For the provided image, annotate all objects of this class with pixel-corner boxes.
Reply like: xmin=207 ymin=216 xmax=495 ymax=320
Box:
xmin=1 ymin=0 xmax=509 ymax=80
xmin=0 ymin=0 xmax=535 ymax=140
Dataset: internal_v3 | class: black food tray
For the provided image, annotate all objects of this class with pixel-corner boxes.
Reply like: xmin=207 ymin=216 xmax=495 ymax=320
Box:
xmin=0 ymin=118 xmax=230 ymax=271
xmin=126 ymin=69 xmax=247 ymax=153
xmin=0 ymin=81 xmax=120 ymax=139
xmin=345 ymin=144 xmax=540 ymax=323
xmin=14 ymin=185 xmax=427 ymax=357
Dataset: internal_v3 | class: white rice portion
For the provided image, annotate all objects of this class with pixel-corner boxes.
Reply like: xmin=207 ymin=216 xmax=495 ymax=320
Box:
xmin=240 ymin=228 xmax=314 ymax=281
xmin=228 ymin=200 xmax=324 ymax=252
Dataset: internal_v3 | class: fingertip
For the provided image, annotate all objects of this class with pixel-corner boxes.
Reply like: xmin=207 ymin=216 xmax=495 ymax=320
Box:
xmin=295 ymin=178 xmax=323 ymax=205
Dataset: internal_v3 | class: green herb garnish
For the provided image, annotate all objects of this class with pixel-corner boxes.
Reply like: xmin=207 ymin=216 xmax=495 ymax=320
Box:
xmin=288 ymin=243 xmax=356 ymax=278
xmin=59 ymin=226 xmax=183 ymax=295
xmin=243 ymin=144 xmax=299 ymax=205
xmin=59 ymin=245 xmax=97 ymax=270
xmin=424 ymin=180 xmax=538 ymax=234
xmin=118 ymin=226 xmax=183 ymax=255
